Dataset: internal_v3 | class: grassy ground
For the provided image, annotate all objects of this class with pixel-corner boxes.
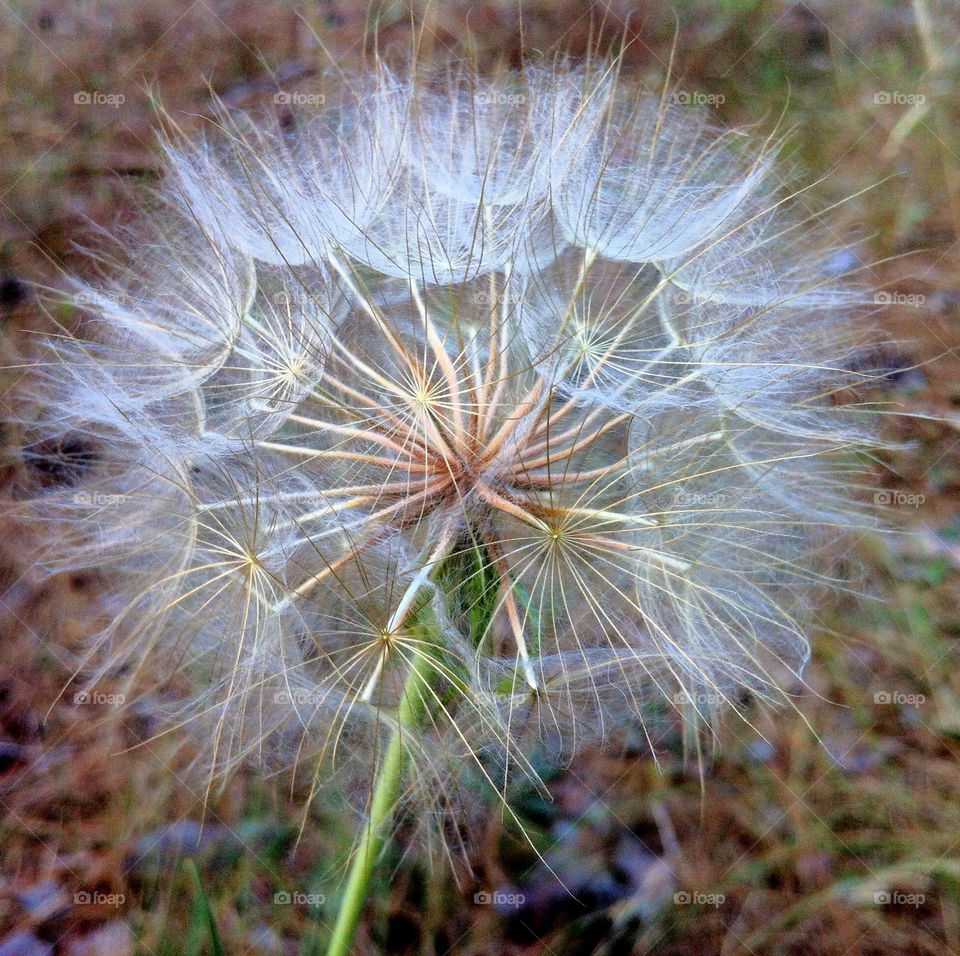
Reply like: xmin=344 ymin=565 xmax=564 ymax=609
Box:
xmin=1 ymin=1 xmax=959 ymax=953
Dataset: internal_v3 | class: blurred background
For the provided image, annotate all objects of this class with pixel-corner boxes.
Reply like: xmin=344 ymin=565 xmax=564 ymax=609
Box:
xmin=0 ymin=1 xmax=958 ymax=953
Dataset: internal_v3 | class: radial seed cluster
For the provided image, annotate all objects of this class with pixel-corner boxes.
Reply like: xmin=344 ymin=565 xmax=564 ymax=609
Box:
xmin=18 ymin=63 xmax=876 ymax=818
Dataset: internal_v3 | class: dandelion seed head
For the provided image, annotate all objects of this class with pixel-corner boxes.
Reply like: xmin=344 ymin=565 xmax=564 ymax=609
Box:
xmin=13 ymin=57 xmax=884 ymax=851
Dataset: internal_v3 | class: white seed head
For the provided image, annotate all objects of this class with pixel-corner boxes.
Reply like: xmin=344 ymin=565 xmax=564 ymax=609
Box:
xmin=14 ymin=60 xmax=883 ymax=846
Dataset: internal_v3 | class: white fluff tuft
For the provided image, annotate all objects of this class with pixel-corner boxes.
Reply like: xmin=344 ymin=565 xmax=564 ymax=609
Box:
xmin=11 ymin=60 xmax=885 ymax=848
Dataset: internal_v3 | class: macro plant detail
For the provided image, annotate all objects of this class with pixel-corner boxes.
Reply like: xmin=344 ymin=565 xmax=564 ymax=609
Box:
xmin=14 ymin=60 xmax=879 ymax=952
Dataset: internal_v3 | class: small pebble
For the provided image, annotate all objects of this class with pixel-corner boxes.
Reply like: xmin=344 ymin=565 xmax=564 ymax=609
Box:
xmin=16 ymin=882 xmax=69 ymax=924
xmin=0 ymin=931 xmax=53 ymax=956
xmin=747 ymin=739 xmax=777 ymax=764
xmin=128 ymin=821 xmax=225 ymax=872
xmin=64 ymin=921 xmax=135 ymax=956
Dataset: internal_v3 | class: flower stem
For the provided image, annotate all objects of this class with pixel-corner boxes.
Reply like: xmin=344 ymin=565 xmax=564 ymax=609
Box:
xmin=325 ymin=649 xmax=434 ymax=956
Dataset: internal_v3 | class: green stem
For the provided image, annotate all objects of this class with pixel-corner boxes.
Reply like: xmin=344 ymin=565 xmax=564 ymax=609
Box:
xmin=326 ymin=649 xmax=434 ymax=956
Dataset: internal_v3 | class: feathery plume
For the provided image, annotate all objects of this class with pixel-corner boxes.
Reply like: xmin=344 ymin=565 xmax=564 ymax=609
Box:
xmin=12 ymin=60 xmax=881 ymax=865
